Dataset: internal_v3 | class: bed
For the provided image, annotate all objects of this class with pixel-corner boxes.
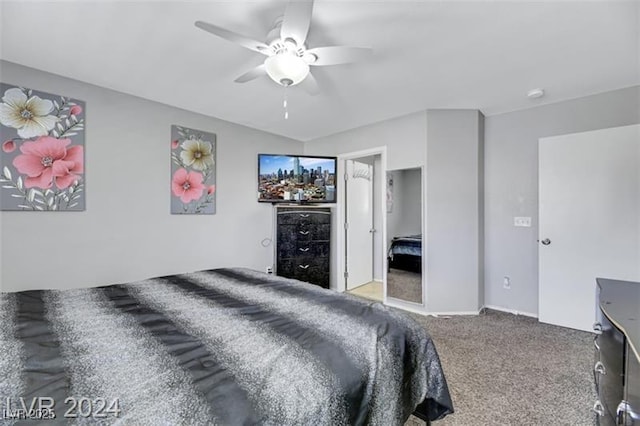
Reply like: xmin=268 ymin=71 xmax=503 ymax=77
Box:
xmin=0 ymin=268 xmax=452 ymax=425
xmin=388 ymin=234 xmax=423 ymax=273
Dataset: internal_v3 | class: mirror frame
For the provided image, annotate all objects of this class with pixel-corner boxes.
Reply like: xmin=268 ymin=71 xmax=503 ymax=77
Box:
xmin=384 ymin=165 xmax=426 ymax=311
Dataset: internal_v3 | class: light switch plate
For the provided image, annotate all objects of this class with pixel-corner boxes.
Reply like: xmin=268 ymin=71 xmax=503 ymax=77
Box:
xmin=514 ymin=217 xmax=532 ymax=227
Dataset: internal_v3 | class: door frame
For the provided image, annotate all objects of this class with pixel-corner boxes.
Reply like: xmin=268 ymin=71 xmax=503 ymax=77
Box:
xmin=336 ymin=146 xmax=387 ymax=293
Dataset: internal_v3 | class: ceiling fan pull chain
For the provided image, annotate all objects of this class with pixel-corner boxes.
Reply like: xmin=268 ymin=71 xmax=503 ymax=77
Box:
xmin=283 ymin=87 xmax=289 ymax=120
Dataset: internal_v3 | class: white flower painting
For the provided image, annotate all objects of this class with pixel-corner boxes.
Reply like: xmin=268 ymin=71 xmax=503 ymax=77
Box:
xmin=0 ymin=88 xmax=59 ymax=139
xmin=179 ymin=138 xmax=214 ymax=171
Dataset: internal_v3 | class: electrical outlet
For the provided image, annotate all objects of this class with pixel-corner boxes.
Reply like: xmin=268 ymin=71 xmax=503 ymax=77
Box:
xmin=503 ymin=276 xmax=511 ymax=289
xmin=266 ymin=266 xmax=273 ymax=275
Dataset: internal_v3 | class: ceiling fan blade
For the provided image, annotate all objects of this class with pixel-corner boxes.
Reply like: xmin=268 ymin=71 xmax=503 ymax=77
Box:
xmin=298 ymin=72 xmax=320 ymax=96
xmin=306 ymin=46 xmax=372 ymax=66
xmin=195 ymin=21 xmax=270 ymax=55
xmin=280 ymin=0 xmax=314 ymax=47
xmin=234 ymin=64 xmax=267 ymax=83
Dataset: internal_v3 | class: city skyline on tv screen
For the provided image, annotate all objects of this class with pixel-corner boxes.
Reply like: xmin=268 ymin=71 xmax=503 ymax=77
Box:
xmin=259 ymin=155 xmax=336 ymax=175
xmin=258 ymin=154 xmax=336 ymax=202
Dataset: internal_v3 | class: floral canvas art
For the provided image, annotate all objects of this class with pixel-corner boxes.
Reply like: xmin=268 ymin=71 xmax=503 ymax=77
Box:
xmin=0 ymin=83 xmax=85 ymax=211
xmin=171 ymin=125 xmax=216 ymax=214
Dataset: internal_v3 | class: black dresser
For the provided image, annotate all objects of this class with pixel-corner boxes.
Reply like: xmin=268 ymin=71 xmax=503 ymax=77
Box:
xmin=594 ymin=278 xmax=640 ymax=425
xmin=276 ymin=207 xmax=331 ymax=289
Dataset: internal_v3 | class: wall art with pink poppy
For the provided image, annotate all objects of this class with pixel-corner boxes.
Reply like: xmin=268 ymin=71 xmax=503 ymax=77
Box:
xmin=0 ymin=83 xmax=85 ymax=211
xmin=171 ymin=125 xmax=216 ymax=214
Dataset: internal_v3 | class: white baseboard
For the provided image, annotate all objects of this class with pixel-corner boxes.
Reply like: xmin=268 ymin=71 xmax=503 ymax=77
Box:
xmin=483 ymin=304 xmax=538 ymax=318
xmin=384 ymin=299 xmax=426 ymax=315
xmin=426 ymin=310 xmax=482 ymax=317
xmin=384 ymin=299 xmax=483 ymax=317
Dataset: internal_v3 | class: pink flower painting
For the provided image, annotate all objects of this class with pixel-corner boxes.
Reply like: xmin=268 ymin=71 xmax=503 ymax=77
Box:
xmin=0 ymin=84 xmax=85 ymax=211
xmin=172 ymin=168 xmax=205 ymax=203
xmin=54 ymin=144 xmax=84 ymax=189
xmin=171 ymin=125 xmax=216 ymax=214
xmin=12 ymin=136 xmax=83 ymax=189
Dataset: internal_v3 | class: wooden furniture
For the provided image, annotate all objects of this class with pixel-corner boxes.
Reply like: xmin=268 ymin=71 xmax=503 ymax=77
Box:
xmin=594 ymin=278 xmax=640 ymax=425
xmin=276 ymin=206 xmax=331 ymax=289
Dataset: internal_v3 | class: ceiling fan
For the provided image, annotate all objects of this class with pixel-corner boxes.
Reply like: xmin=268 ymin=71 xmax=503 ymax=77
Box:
xmin=194 ymin=0 xmax=372 ymax=96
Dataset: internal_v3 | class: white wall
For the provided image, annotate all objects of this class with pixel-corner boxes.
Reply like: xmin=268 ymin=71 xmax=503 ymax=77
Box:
xmin=484 ymin=86 xmax=640 ymax=315
xmin=0 ymin=60 xmax=302 ymax=292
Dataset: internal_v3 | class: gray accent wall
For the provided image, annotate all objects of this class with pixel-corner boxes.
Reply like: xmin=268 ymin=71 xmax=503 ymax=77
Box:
xmin=0 ymin=60 xmax=301 ymax=292
xmin=484 ymin=86 xmax=640 ymax=315
xmin=426 ymin=110 xmax=484 ymax=313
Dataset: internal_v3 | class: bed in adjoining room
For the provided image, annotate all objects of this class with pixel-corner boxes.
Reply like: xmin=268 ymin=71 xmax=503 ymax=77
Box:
xmin=387 ymin=235 xmax=424 ymax=304
xmin=0 ymin=268 xmax=453 ymax=425
xmin=388 ymin=234 xmax=422 ymax=273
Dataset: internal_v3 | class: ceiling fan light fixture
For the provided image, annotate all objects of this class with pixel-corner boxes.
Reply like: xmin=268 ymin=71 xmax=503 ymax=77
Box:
xmin=302 ymin=52 xmax=317 ymax=64
xmin=265 ymin=51 xmax=310 ymax=86
xmin=283 ymin=38 xmax=298 ymax=50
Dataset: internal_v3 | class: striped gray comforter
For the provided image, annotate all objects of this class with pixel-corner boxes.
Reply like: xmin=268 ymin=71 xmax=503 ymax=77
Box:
xmin=0 ymin=268 xmax=453 ymax=425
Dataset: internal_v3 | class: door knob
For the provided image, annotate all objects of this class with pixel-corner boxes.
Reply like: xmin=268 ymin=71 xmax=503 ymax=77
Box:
xmin=540 ymin=238 xmax=551 ymax=245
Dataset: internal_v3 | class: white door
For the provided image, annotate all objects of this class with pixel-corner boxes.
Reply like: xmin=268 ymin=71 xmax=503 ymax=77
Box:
xmin=539 ymin=124 xmax=640 ymax=332
xmin=345 ymin=159 xmax=374 ymax=290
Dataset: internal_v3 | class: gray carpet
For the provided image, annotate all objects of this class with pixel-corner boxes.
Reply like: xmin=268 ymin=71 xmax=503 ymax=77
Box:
xmin=387 ymin=268 xmax=422 ymax=304
xmin=404 ymin=309 xmax=597 ymax=426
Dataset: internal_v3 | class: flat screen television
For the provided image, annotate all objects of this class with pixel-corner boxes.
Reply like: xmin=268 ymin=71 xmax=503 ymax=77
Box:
xmin=258 ymin=154 xmax=337 ymax=203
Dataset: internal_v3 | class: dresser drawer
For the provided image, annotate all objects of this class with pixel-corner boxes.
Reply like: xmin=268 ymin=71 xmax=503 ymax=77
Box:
xmin=597 ymin=313 xmax=625 ymax=421
xmin=277 ymin=258 xmax=330 ymax=288
xmin=277 ymin=241 xmax=330 ymax=259
xmin=278 ymin=224 xmax=330 ymax=242
xmin=277 ymin=210 xmax=331 ymax=225
xmin=623 ymin=346 xmax=640 ymax=424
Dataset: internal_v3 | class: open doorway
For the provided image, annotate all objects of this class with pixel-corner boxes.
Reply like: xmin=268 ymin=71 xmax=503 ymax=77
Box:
xmin=336 ymin=147 xmax=387 ymax=301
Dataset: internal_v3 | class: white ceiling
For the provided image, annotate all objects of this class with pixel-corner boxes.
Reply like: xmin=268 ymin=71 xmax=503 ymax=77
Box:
xmin=1 ymin=0 xmax=638 ymax=141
